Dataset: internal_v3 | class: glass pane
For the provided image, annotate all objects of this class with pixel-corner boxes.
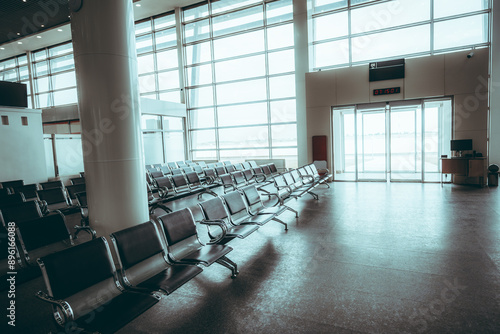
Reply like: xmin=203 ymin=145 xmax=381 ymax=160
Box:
xmin=141 ymin=92 xmax=157 ymax=99
xmin=434 ymin=14 xmax=488 ymax=50
xmin=54 ymin=88 xmax=78 ymax=106
xmin=434 ymin=0 xmax=488 ymax=19
xmin=141 ymin=115 xmax=161 ymax=130
xmin=268 ymin=49 xmax=295 ymax=75
xmin=185 ymin=42 xmax=211 ymax=65
xmin=183 ymin=3 xmax=209 ymax=21
xmin=143 ymin=132 xmax=164 ymax=164
xmin=164 ymin=132 xmax=185 ymax=161
xmin=158 ymin=70 xmax=180 ymax=90
xmin=271 ymin=123 xmax=297 ymax=147
xmin=190 ymin=108 xmax=215 ymax=128
xmin=44 ymin=136 xmax=55 ymax=178
xmin=50 ymin=54 xmax=75 ymax=73
xmin=55 ymin=135 xmax=84 ymax=176
xmin=138 ymin=54 xmax=155 ymax=74
xmin=191 ymin=129 xmax=216 ymax=149
xmin=219 ymin=126 xmax=269 ymax=148
xmin=159 ymin=90 xmax=181 ymax=103
xmin=2 ymin=58 xmax=16 ymax=70
xmin=212 ymin=6 xmax=264 ymax=37
xmin=138 ymin=74 xmax=156 ymax=93
xmin=37 ymin=93 xmax=51 ymax=108
xmin=193 ymin=150 xmax=217 ymax=161
xmin=21 ymin=80 xmax=31 ymax=95
xmin=267 ymin=23 xmax=294 ymax=50
xmin=18 ymin=66 xmax=29 ymax=81
xmin=184 ymin=19 xmax=210 ymax=43
xmin=34 ymin=50 xmax=47 ymax=61
xmin=135 ymin=20 xmax=152 ymax=35
xmin=314 ymin=39 xmax=350 ymax=68
xmin=188 ymin=86 xmax=214 ymax=108
xmin=218 ymin=102 xmax=268 ymax=127
xmin=156 ymin=28 xmax=177 ymax=49
xmin=313 ymin=0 xmax=347 ymax=14
xmin=213 ymin=30 xmax=265 ymax=60
xmin=17 ymin=55 xmax=28 ymax=66
xmin=211 ymin=0 xmax=261 ymax=14
xmin=53 ymin=71 xmax=76 ymax=90
xmin=157 ymin=49 xmax=179 ymax=71
xmin=272 ymin=147 xmax=298 ymax=169
xmin=186 ymin=64 xmax=213 ymax=86
xmin=215 ymin=54 xmax=265 ymax=82
xmin=163 ymin=117 xmax=184 ymax=131
xmin=351 ymin=0 xmax=430 ymax=35
xmin=266 ymin=0 xmax=293 ymax=24
xmin=269 ymin=74 xmax=295 ymax=99
xmin=49 ymin=43 xmax=73 ymax=57
xmin=2 ymin=68 xmax=18 ymax=81
xmin=313 ymin=11 xmax=349 ymax=41
xmin=216 ymin=78 xmax=267 ymax=105
xmin=154 ymin=14 xmax=176 ymax=30
xmin=36 ymin=77 xmax=50 ymax=92
xmin=357 ymin=110 xmax=386 ymax=180
xmin=351 ymin=25 xmax=430 ymax=62
xmin=270 ymin=99 xmax=296 ymax=123
xmin=35 ymin=61 xmax=49 ymax=76
xmin=136 ymin=34 xmax=153 ymax=54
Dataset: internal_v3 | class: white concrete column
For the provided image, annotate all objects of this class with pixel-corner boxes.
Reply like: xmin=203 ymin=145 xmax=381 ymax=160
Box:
xmin=294 ymin=0 xmax=309 ymax=166
xmin=490 ymin=0 xmax=500 ymax=165
xmin=70 ymin=0 xmax=149 ymax=236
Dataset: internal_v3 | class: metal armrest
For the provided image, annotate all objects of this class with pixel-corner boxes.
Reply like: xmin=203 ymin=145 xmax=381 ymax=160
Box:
xmin=74 ymin=225 xmax=97 ymax=239
xmin=199 ymin=219 xmax=228 ymax=244
xmin=35 ymin=291 xmax=73 ymax=324
xmin=39 ymin=200 xmax=49 ymax=215
xmin=158 ymin=187 xmax=169 ymax=199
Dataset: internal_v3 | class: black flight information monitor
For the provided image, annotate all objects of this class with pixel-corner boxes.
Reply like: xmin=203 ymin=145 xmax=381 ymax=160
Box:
xmin=373 ymin=87 xmax=401 ymax=96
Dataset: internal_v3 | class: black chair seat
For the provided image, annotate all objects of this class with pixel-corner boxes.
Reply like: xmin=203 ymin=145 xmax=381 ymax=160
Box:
xmin=183 ymin=244 xmax=233 ymax=266
xmin=234 ymin=214 xmax=273 ymax=226
xmin=227 ymin=224 xmax=259 ymax=238
xmin=74 ymin=290 xmax=159 ymax=334
xmin=138 ymin=264 xmax=202 ymax=295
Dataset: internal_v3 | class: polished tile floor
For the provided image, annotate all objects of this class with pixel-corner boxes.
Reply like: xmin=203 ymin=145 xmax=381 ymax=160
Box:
xmin=4 ymin=182 xmax=500 ymax=333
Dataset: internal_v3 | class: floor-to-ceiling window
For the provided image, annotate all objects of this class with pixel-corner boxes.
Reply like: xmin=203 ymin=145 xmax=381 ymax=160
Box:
xmin=333 ymin=98 xmax=452 ymax=182
xmin=32 ymin=42 xmax=77 ymax=108
xmin=142 ymin=114 xmax=186 ymax=165
xmin=310 ymin=0 xmax=490 ymax=70
xmin=183 ymin=0 xmax=298 ymax=167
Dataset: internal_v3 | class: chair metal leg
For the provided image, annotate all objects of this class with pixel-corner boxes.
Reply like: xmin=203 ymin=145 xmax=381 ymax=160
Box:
xmin=308 ymin=191 xmax=319 ymax=200
xmin=271 ymin=217 xmax=288 ymax=230
xmin=285 ymin=205 xmax=299 ymax=218
xmin=216 ymin=256 xmax=239 ymax=278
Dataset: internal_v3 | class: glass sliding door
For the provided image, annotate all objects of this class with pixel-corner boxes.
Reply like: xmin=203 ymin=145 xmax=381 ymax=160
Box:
xmin=389 ymin=103 xmax=422 ymax=181
xmin=333 ymin=107 xmax=356 ymax=181
xmin=356 ymin=106 xmax=387 ymax=181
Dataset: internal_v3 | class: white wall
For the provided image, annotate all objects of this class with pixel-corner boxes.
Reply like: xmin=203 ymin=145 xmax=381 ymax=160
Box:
xmin=304 ymin=48 xmax=490 ymax=175
xmin=0 ymin=108 xmax=47 ymax=184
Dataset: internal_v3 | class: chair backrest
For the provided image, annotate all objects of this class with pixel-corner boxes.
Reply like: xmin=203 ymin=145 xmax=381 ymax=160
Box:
xmin=1 ymin=180 xmax=24 ymax=190
xmin=233 ymin=163 xmax=243 ymax=171
xmin=193 ymin=165 xmax=204 ymax=174
xmin=12 ymin=184 xmax=38 ymax=200
xmin=309 ymin=163 xmax=320 ymax=175
xmin=75 ymin=191 xmax=87 ymax=207
xmin=219 ymin=174 xmax=234 ymax=191
xmin=146 ymin=165 xmax=158 ymax=173
xmin=37 ymin=188 xmax=70 ymax=206
xmin=242 ymin=162 xmax=251 ymax=169
xmin=241 ymin=185 xmax=262 ymax=208
xmin=252 ymin=166 xmax=263 ymax=174
xmin=185 ymin=171 xmax=201 ymax=186
xmin=182 ymin=167 xmax=193 ymax=174
xmin=159 ymin=165 xmax=171 ymax=175
xmin=66 ymin=184 xmax=86 ymax=199
xmin=167 ymin=162 xmax=178 ymax=169
xmin=231 ymin=171 xmax=246 ymax=186
xmin=221 ymin=191 xmax=248 ymax=220
xmin=268 ymin=163 xmax=278 ymax=174
xmin=150 ymin=170 xmax=164 ymax=179
xmin=111 ymin=221 xmax=166 ymax=286
xmin=291 ymin=169 xmax=303 ymax=183
xmin=0 ymin=188 xmax=10 ymax=196
xmin=225 ymin=165 xmax=236 ymax=173
xmin=0 ymin=192 xmax=26 ymax=208
xmin=283 ymin=172 xmax=296 ymax=187
xmin=0 ymin=200 xmax=43 ymax=227
xmin=198 ymin=196 xmax=229 ymax=221
xmin=152 ymin=163 xmax=162 ymax=168
xmin=248 ymin=161 xmax=258 ymax=168
xmin=170 ymin=168 xmax=183 ymax=176
xmin=40 ymin=180 xmax=63 ymax=190
xmin=70 ymin=177 xmax=85 ymax=185
xmin=243 ymin=169 xmax=255 ymax=182
xmin=215 ymin=166 xmax=227 ymax=176
xmin=215 ymin=162 xmax=224 ymax=167
xmin=155 ymin=176 xmax=174 ymax=191
xmin=198 ymin=161 xmax=207 ymax=168
xmin=16 ymin=212 xmax=72 ymax=266
xmin=223 ymin=161 xmax=231 ymax=166
xmin=176 ymin=161 xmax=188 ymax=168
xmin=204 ymin=168 xmax=216 ymax=179
xmin=261 ymin=165 xmax=272 ymax=176
xmin=38 ymin=237 xmax=122 ymax=321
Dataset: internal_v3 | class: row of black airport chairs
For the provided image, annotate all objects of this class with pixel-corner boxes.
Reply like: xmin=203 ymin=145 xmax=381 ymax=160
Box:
xmin=35 ymin=182 xmax=294 ymax=334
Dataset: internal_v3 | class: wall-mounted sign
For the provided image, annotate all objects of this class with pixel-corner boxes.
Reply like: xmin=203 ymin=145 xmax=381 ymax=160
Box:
xmin=373 ymin=87 xmax=401 ymax=96
xmin=369 ymin=59 xmax=405 ymax=82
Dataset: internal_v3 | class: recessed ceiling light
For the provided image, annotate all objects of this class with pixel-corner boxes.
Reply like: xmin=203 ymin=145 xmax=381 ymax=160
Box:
xmin=37 ymin=36 xmax=42 ymax=38
xmin=18 ymin=41 xmax=22 ymax=44
xmin=0 ymin=47 xmax=5 ymax=50
xmin=136 ymin=3 xmax=141 ymax=7
xmin=17 ymin=32 xmax=21 ymax=35
xmin=41 ymin=24 xmax=45 ymax=27
xmin=57 ymin=29 xmax=63 ymax=32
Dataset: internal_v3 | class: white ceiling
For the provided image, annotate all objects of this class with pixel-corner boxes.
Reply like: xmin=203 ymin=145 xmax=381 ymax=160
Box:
xmin=0 ymin=0 xmax=201 ymax=61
